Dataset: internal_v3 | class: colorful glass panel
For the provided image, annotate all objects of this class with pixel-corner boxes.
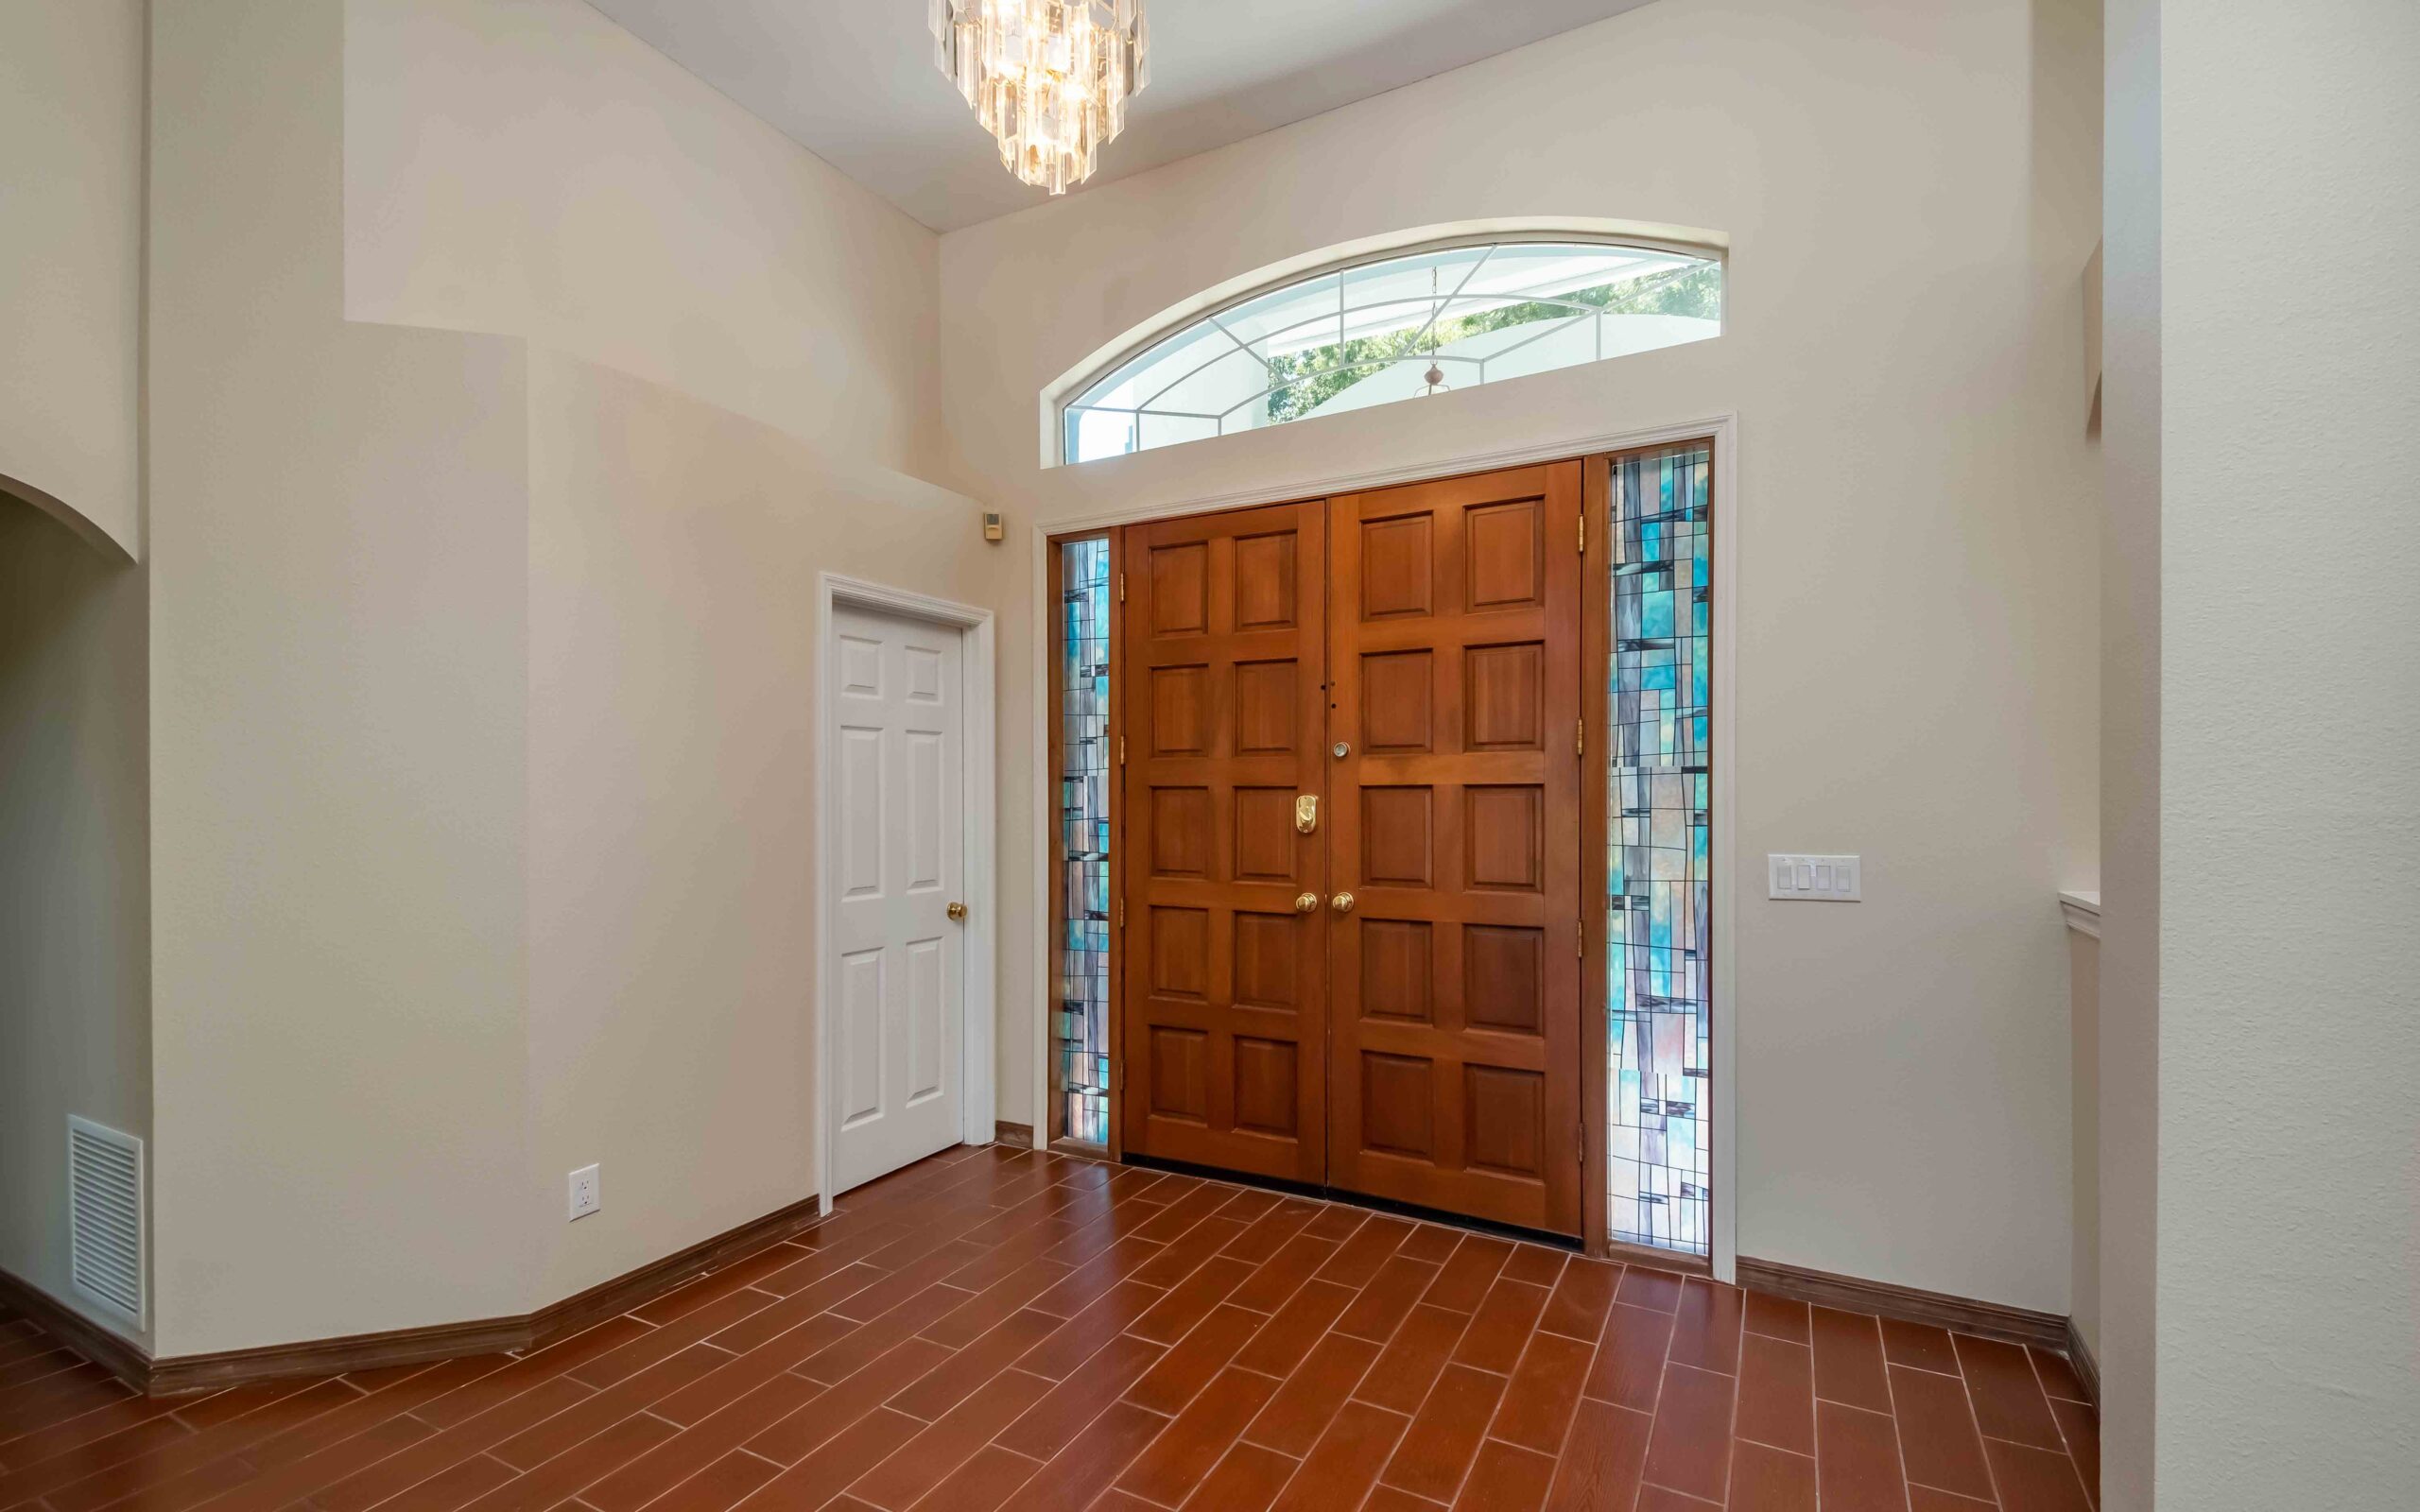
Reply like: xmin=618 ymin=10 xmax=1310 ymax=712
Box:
xmin=1607 ymin=445 xmax=1714 ymax=1253
xmin=1056 ymin=537 xmax=1114 ymax=1144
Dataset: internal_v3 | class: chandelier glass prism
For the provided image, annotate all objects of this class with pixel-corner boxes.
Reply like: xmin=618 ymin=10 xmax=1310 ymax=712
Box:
xmin=929 ymin=0 xmax=1150 ymax=195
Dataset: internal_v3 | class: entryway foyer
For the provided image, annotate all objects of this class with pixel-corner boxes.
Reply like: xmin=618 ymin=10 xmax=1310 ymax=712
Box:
xmin=6 ymin=3 xmax=2411 ymax=1508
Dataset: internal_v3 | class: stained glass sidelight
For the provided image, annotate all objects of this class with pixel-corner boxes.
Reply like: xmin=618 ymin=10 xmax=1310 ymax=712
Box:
xmin=1056 ymin=537 xmax=1115 ymax=1144
xmin=1607 ymin=445 xmax=1714 ymax=1254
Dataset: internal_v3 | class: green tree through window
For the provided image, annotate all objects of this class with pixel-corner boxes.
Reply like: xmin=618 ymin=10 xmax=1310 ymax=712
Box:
xmin=1063 ymin=241 xmax=1724 ymax=464
xmin=1265 ymin=263 xmax=1720 ymax=424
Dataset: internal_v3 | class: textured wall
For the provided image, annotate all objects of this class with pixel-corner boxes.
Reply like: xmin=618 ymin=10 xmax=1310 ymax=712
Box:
xmin=144 ymin=0 xmax=997 ymax=1352
xmin=342 ymin=0 xmax=947 ymax=480
xmin=2066 ymin=924 xmax=2099 ymax=1364
xmin=0 ymin=0 xmax=145 ymax=558
xmin=2152 ymin=2 xmax=2420 ymax=1504
xmin=524 ymin=351 xmax=995 ymax=1304
xmin=147 ymin=0 xmax=534 ymax=1354
xmin=2097 ymin=0 xmax=2161 ymax=1500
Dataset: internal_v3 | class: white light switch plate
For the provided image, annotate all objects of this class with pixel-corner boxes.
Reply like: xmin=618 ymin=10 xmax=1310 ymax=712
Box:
xmin=568 ymin=1164 xmax=601 ymax=1221
xmin=1769 ymin=853 xmax=1861 ymax=901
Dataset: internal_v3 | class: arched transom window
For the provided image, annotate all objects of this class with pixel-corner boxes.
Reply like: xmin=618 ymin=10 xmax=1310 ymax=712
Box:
xmin=1062 ymin=237 xmax=1721 ymax=464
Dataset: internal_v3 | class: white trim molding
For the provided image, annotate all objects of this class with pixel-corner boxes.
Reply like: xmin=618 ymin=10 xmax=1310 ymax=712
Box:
xmin=1027 ymin=541 xmax=1053 ymax=1151
xmin=1706 ymin=418 xmax=1740 ymax=1286
xmin=815 ymin=574 xmax=999 ymax=1214
xmin=2060 ymin=889 xmax=2102 ymax=938
xmin=1043 ymin=414 xmax=1737 ymax=537
xmin=1026 ymin=412 xmax=1741 ymax=1278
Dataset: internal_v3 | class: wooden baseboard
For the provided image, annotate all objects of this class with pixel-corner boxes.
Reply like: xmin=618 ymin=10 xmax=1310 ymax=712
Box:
xmin=147 ymin=1314 xmax=529 ymax=1398
xmin=1736 ymin=1255 xmax=2070 ymax=1353
xmin=994 ymin=1120 xmax=1034 ymax=1147
xmin=2066 ymin=1317 xmax=2100 ymax=1406
xmin=8 ymin=1192 xmax=821 ymax=1398
xmin=527 ymin=1194 xmax=826 ymax=1352
xmin=0 ymin=1269 xmax=149 ymax=1388
xmin=1603 ymin=1237 xmax=1712 ymax=1278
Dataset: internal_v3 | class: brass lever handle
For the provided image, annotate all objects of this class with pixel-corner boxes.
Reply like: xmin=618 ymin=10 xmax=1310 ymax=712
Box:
xmin=1330 ymin=892 xmax=1355 ymax=914
xmin=946 ymin=901 xmax=967 ymax=921
xmin=1294 ymin=892 xmax=1320 ymax=914
xmin=1294 ymin=794 xmax=1320 ymax=833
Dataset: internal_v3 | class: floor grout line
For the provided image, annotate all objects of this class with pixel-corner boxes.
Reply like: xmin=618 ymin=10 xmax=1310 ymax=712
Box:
xmin=0 ymin=1145 xmax=2096 ymax=1512
xmin=1361 ymin=1236 xmax=1489 ymax=1505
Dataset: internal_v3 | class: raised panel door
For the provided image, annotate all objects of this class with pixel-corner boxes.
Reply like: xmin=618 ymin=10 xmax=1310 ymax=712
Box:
xmin=1324 ymin=464 xmax=1585 ymax=1234
xmin=1119 ymin=499 xmax=1328 ymax=1182
xmin=829 ymin=604 xmax=966 ymax=1195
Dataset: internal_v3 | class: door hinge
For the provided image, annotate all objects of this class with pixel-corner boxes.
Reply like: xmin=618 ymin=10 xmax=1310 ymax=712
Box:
xmin=1118 ymin=734 xmax=1127 ymax=766
xmin=1577 ymin=921 xmax=1585 ymax=958
xmin=1578 ymin=511 xmax=1586 ymax=555
xmin=1118 ymin=899 xmax=1127 ymax=929
xmin=1576 ymin=718 xmax=1584 ymax=758
xmin=1117 ymin=571 xmax=1126 ymax=604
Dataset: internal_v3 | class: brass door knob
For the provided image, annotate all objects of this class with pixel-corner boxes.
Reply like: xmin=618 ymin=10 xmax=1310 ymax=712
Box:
xmin=1330 ymin=892 xmax=1355 ymax=914
xmin=946 ymin=901 xmax=967 ymax=921
xmin=1294 ymin=892 xmax=1320 ymax=914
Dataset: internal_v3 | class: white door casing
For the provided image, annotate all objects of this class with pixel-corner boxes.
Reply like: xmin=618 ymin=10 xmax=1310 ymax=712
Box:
xmin=1024 ymin=414 xmax=1737 ymax=1277
xmin=828 ymin=603 xmax=966 ymax=1194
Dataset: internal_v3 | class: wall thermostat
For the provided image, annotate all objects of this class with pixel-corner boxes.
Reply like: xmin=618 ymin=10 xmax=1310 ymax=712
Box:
xmin=982 ymin=510 xmax=1004 ymax=542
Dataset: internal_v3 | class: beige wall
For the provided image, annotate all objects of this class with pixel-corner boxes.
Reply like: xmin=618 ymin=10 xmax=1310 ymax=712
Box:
xmin=0 ymin=0 xmax=146 ymax=559
xmin=144 ymin=0 xmax=995 ymax=1352
xmin=525 ymin=351 xmax=994 ymax=1303
xmin=342 ymin=0 xmax=946 ymax=478
xmin=147 ymin=0 xmax=534 ymax=1355
xmin=338 ymin=0 xmax=996 ymax=1313
xmin=941 ymin=0 xmax=2101 ymax=1313
xmin=2066 ymin=922 xmax=2099 ymax=1364
xmin=0 ymin=503 xmax=151 ymax=1349
xmin=2097 ymin=0 xmax=2159 ymax=1496
xmin=2149 ymin=2 xmax=2419 ymax=1504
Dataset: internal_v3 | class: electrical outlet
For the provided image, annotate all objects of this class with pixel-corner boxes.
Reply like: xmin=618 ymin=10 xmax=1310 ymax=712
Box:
xmin=1768 ymin=853 xmax=1862 ymax=901
xmin=568 ymin=1164 xmax=601 ymax=1221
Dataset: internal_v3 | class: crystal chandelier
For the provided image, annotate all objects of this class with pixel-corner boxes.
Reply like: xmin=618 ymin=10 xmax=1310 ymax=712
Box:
xmin=930 ymin=0 xmax=1150 ymax=195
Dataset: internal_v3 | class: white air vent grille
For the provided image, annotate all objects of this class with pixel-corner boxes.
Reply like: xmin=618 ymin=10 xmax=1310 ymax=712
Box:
xmin=67 ymin=1116 xmax=145 ymax=1326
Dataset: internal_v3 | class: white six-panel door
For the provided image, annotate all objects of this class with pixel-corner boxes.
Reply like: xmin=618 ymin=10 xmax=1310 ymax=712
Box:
xmin=829 ymin=604 xmax=966 ymax=1194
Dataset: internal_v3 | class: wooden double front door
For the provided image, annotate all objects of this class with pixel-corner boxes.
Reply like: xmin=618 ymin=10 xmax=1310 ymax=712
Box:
xmin=1119 ymin=462 xmax=1585 ymax=1236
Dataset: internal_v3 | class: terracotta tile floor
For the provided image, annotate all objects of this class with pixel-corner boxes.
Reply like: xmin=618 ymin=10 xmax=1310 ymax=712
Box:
xmin=0 ymin=1145 xmax=2100 ymax=1512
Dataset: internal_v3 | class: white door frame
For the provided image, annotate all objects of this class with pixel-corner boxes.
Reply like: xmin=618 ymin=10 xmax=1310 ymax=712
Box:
xmin=817 ymin=573 xmax=997 ymax=1215
xmin=1026 ymin=413 xmax=1739 ymax=1281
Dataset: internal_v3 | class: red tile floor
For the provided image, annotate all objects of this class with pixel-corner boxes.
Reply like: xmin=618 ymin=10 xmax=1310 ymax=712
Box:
xmin=0 ymin=1145 xmax=2099 ymax=1512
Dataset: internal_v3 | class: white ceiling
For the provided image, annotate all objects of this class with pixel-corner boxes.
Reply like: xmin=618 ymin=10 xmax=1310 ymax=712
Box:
xmin=587 ymin=0 xmax=1662 ymax=232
